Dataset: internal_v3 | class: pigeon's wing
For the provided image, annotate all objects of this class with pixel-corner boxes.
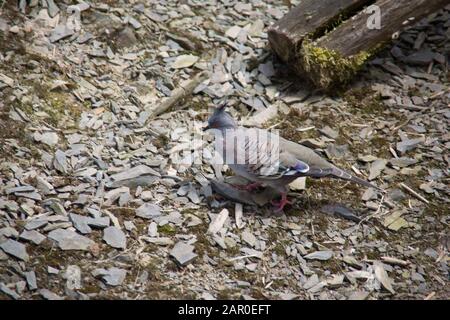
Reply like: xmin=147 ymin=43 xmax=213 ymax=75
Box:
xmin=232 ymin=128 xmax=310 ymax=180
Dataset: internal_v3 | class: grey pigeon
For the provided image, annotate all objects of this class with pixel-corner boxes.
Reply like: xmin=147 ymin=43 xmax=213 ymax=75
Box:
xmin=204 ymin=104 xmax=382 ymax=211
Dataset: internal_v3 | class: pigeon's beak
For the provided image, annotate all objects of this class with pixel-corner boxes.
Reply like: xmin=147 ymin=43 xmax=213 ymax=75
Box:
xmin=202 ymin=125 xmax=210 ymax=132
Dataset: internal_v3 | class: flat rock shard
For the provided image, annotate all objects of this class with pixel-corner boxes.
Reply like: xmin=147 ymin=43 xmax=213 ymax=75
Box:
xmin=48 ymin=229 xmax=95 ymax=251
xmin=373 ymin=261 xmax=396 ymax=294
xmin=93 ymin=267 xmax=127 ymax=286
xmin=103 ymin=226 xmax=127 ymax=249
xmin=170 ymin=241 xmax=197 ymax=266
xmin=0 ymin=239 xmax=29 ymax=261
xmin=304 ymin=250 xmax=333 ymax=261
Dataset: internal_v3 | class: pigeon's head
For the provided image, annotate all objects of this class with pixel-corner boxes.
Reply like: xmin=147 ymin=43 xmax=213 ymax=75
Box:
xmin=203 ymin=104 xmax=236 ymax=131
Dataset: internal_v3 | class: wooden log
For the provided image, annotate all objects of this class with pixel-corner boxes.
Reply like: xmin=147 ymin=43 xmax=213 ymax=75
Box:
xmin=268 ymin=0 xmax=373 ymax=62
xmin=269 ymin=0 xmax=449 ymax=90
xmin=317 ymin=0 xmax=449 ymax=57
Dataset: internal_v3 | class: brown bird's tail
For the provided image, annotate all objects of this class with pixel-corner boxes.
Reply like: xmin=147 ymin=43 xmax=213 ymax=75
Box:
xmin=305 ymin=167 xmax=383 ymax=191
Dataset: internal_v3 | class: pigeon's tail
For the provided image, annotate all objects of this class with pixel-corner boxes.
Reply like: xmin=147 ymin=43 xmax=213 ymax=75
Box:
xmin=305 ymin=167 xmax=383 ymax=191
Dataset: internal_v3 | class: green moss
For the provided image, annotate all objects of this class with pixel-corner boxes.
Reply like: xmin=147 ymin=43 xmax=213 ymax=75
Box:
xmin=158 ymin=224 xmax=176 ymax=235
xmin=298 ymin=40 xmax=371 ymax=90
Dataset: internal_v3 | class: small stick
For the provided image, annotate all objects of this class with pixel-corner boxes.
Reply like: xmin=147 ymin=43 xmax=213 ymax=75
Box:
xmin=381 ymin=256 xmax=410 ymax=266
xmin=400 ymin=183 xmax=429 ymax=204
xmin=297 ymin=126 xmax=315 ymax=132
xmin=227 ymin=253 xmax=261 ymax=262
xmin=143 ymin=71 xmax=208 ymax=122
xmin=424 ymin=292 xmax=436 ymax=300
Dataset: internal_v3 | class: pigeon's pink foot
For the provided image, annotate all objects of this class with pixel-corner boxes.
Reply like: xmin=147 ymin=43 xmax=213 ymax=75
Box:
xmin=271 ymin=193 xmax=292 ymax=212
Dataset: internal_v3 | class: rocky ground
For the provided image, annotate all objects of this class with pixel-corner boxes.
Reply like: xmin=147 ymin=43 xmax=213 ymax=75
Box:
xmin=0 ymin=0 xmax=448 ymax=300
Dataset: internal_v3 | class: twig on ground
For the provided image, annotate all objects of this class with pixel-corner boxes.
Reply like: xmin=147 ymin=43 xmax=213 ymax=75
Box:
xmin=400 ymin=182 xmax=429 ymax=204
xmin=143 ymin=71 xmax=208 ymax=122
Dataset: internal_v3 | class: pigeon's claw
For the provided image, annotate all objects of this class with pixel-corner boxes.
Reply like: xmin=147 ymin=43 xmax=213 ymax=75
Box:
xmin=271 ymin=193 xmax=292 ymax=212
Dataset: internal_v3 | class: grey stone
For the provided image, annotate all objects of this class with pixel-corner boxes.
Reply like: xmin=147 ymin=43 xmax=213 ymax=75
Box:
xmin=304 ymin=250 xmax=333 ymax=261
xmin=48 ymin=266 xmax=60 ymax=274
xmin=396 ymin=138 xmax=424 ymax=154
xmin=308 ymin=281 xmax=326 ymax=293
xmin=0 ymin=239 xmax=29 ymax=261
xmin=50 ymin=24 xmax=75 ymax=43
xmin=109 ymin=165 xmax=160 ymax=188
xmin=15 ymin=191 xmax=42 ymax=201
xmin=136 ymin=203 xmax=161 ymax=219
xmin=167 ymin=211 xmax=183 ymax=225
xmin=241 ymin=231 xmax=257 ymax=247
xmin=64 ymin=265 xmax=82 ymax=290
xmin=0 ymin=227 xmax=19 ymax=238
xmin=170 ymin=241 xmax=197 ymax=266
xmin=69 ymin=213 xmax=92 ymax=234
xmin=390 ymin=157 xmax=418 ymax=168
xmin=103 ymin=226 xmax=126 ymax=249
xmin=15 ymin=281 xmax=26 ymax=295
xmin=404 ymin=50 xmax=435 ymax=66
xmin=423 ymin=248 xmax=438 ymax=259
xmin=389 ymin=189 xmax=406 ymax=202
xmin=373 ymin=261 xmax=395 ymax=294
xmin=77 ymin=32 xmax=94 ymax=44
xmin=411 ymin=272 xmax=425 ymax=282
xmin=92 ymin=267 xmax=127 ymax=286
xmin=327 ymin=274 xmax=345 ymax=287
xmin=87 ymin=216 xmax=110 ymax=229
xmin=20 ymin=230 xmax=46 ymax=245
xmin=187 ymin=187 xmax=201 ymax=204
xmin=48 ymin=229 xmax=95 ymax=251
xmin=380 ymin=61 xmax=403 ymax=76
xmin=148 ymin=222 xmax=158 ymax=237
xmin=0 ymin=283 xmax=20 ymax=299
xmin=362 ymin=188 xmax=378 ymax=201
xmin=5 ymin=185 xmax=35 ymax=194
xmin=128 ymin=16 xmax=142 ymax=29
xmin=303 ymin=274 xmax=319 ymax=290
xmin=40 ymin=289 xmax=64 ymax=300
xmin=34 ymin=132 xmax=59 ymax=146
xmin=53 ymin=150 xmax=68 ymax=174
xmin=258 ymin=61 xmax=275 ymax=77
xmin=325 ymin=144 xmax=349 ymax=159
xmin=142 ymin=237 xmax=174 ymax=246
xmin=44 ymin=199 xmax=67 ymax=216
xmin=124 ymin=221 xmax=135 ymax=231
xmin=369 ymin=159 xmax=387 ymax=180
xmin=319 ymin=126 xmax=339 ymax=139
xmin=46 ymin=0 xmax=60 ymax=17
xmin=24 ymin=271 xmax=37 ymax=291
xmin=0 ymin=250 xmax=8 ymax=261
xmin=348 ymin=290 xmax=369 ymax=300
